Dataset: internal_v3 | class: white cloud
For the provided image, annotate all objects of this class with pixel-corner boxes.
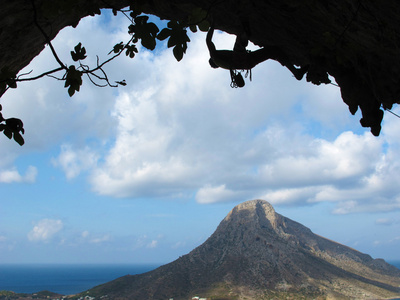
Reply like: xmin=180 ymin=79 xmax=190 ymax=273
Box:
xmin=372 ymin=236 xmax=400 ymax=247
xmin=90 ymin=234 xmax=111 ymax=244
xmin=171 ymin=241 xmax=186 ymax=249
xmin=389 ymin=236 xmax=400 ymax=243
xmin=375 ymin=218 xmax=393 ymax=226
xmin=260 ymin=187 xmax=322 ymax=205
xmin=132 ymin=235 xmax=161 ymax=249
xmin=52 ymin=144 xmax=99 ymax=179
xmin=0 ymin=166 xmax=37 ymax=183
xmin=3 ymin=11 xmax=400 ymax=216
xmin=258 ymin=131 xmax=382 ymax=188
xmin=77 ymin=230 xmax=111 ymax=244
xmin=147 ymin=240 xmax=158 ymax=248
xmin=27 ymin=219 xmax=63 ymax=242
xmin=87 ymin=32 xmax=319 ymax=199
xmin=82 ymin=30 xmax=400 ymax=214
xmin=196 ymin=184 xmax=239 ymax=204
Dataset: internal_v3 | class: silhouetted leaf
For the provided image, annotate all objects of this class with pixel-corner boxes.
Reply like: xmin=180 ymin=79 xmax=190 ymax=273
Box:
xmin=141 ymin=36 xmax=156 ymax=50
xmin=160 ymin=22 xmax=190 ymax=61
xmin=173 ymin=45 xmax=184 ymax=61
xmin=110 ymin=42 xmax=124 ymax=54
xmin=70 ymin=43 xmax=87 ymax=61
xmin=5 ymin=118 xmax=23 ymax=132
xmin=3 ymin=129 xmax=12 ymax=139
xmin=125 ymin=44 xmax=138 ymax=58
xmin=167 ymin=34 xmax=178 ymax=48
xmin=64 ymin=66 xmax=82 ymax=97
xmin=0 ymin=67 xmax=17 ymax=90
xmin=13 ymin=131 xmax=24 ymax=146
xmin=189 ymin=25 xmax=197 ymax=33
xmin=115 ymin=80 xmax=127 ymax=86
xmin=128 ymin=24 xmax=135 ymax=34
xmin=157 ymin=28 xmax=171 ymax=41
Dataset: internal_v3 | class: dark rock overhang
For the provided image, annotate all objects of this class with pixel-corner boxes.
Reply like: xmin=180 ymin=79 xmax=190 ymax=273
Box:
xmin=1 ymin=0 xmax=400 ymax=135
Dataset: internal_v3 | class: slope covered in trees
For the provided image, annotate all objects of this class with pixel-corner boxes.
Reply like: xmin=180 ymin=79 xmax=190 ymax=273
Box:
xmin=1 ymin=0 xmax=400 ymax=141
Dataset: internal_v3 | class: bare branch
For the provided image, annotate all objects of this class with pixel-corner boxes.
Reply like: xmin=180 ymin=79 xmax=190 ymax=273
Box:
xmin=85 ymin=73 xmax=109 ymax=87
xmin=16 ymin=67 xmax=65 ymax=82
xmin=17 ymin=70 xmax=33 ymax=79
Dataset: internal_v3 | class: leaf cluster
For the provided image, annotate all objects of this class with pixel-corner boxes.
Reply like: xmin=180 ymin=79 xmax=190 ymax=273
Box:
xmin=129 ymin=15 xmax=159 ymax=50
xmin=0 ymin=104 xmax=24 ymax=146
xmin=157 ymin=21 xmax=190 ymax=61
xmin=124 ymin=6 xmax=210 ymax=61
xmin=64 ymin=65 xmax=83 ymax=96
xmin=156 ymin=8 xmax=210 ymax=61
xmin=0 ymin=67 xmax=17 ymax=96
xmin=110 ymin=41 xmax=138 ymax=59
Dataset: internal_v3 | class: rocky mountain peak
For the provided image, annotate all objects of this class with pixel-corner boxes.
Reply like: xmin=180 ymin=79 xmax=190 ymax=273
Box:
xmin=224 ymin=199 xmax=277 ymax=229
xmin=89 ymin=200 xmax=400 ymax=300
xmin=218 ymin=199 xmax=291 ymax=243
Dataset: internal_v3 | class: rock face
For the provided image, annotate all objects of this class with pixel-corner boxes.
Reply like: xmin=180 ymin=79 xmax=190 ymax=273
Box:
xmin=88 ymin=200 xmax=400 ymax=299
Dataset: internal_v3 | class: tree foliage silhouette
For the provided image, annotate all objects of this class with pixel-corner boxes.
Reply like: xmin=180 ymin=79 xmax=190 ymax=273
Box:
xmin=0 ymin=2 xmax=210 ymax=145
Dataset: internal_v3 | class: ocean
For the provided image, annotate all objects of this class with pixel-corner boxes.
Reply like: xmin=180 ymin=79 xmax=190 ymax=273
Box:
xmin=0 ymin=261 xmax=399 ymax=296
xmin=0 ymin=263 xmax=160 ymax=295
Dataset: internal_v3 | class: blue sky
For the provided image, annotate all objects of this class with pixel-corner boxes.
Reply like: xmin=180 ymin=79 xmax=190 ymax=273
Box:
xmin=0 ymin=10 xmax=400 ymax=265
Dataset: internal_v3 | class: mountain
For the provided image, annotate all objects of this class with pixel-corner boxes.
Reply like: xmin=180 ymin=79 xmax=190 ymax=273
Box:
xmin=87 ymin=200 xmax=400 ymax=299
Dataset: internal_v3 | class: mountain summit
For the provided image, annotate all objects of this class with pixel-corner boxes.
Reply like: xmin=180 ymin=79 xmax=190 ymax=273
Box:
xmin=89 ymin=200 xmax=400 ymax=299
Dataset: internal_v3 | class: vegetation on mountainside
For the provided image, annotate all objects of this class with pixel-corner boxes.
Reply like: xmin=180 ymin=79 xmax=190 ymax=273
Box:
xmin=0 ymin=290 xmax=63 ymax=300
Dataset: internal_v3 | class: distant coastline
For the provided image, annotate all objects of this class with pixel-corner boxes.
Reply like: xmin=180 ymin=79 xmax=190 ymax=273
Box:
xmin=388 ymin=261 xmax=400 ymax=269
xmin=0 ymin=263 xmax=161 ymax=295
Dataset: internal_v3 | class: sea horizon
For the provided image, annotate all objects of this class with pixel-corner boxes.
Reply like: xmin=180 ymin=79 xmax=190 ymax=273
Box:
xmin=0 ymin=263 xmax=162 ymax=295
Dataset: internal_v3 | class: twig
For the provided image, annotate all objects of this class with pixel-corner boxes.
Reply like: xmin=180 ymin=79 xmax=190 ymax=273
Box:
xmin=16 ymin=67 xmax=65 ymax=82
